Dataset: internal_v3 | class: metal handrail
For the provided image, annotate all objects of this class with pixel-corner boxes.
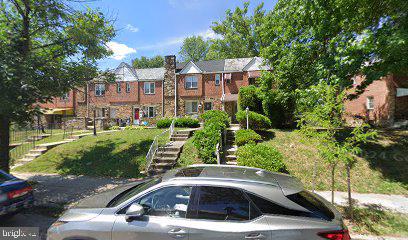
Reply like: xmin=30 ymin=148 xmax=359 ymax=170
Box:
xmin=145 ymin=129 xmax=169 ymax=173
xmin=169 ymin=119 xmax=176 ymax=140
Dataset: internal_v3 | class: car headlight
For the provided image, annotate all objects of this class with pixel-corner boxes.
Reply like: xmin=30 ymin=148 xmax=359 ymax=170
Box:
xmin=50 ymin=221 xmax=68 ymax=228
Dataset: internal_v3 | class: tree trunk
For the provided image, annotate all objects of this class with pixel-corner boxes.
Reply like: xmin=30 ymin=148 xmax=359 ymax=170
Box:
xmin=347 ymin=164 xmax=353 ymax=220
xmin=0 ymin=115 xmax=10 ymax=173
xmin=331 ymin=164 xmax=335 ymax=204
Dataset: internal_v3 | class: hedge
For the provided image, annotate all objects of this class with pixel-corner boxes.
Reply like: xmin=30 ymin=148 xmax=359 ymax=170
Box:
xmin=156 ymin=118 xmax=173 ymax=128
xmin=235 ymin=129 xmax=262 ymax=146
xmin=192 ymin=123 xmax=223 ymax=164
xmin=237 ymin=144 xmax=287 ymax=173
xmin=236 ymin=110 xmax=272 ymax=130
xmin=238 ymin=85 xmax=263 ymax=113
xmin=200 ymin=110 xmax=230 ymax=128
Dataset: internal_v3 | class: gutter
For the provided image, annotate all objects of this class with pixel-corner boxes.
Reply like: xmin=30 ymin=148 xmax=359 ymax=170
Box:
xmin=221 ymin=73 xmax=225 ymax=110
xmin=174 ymin=68 xmax=177 ymax=117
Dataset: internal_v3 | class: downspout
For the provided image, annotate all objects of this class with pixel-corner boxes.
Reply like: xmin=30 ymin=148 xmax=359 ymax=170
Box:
xmin=162 ymin=79 xmax=165 ymax=117
xmin=221 ymin=73 xmax=225 ymax=111
xmin=174 ymin=70 xmax=177 ymax=117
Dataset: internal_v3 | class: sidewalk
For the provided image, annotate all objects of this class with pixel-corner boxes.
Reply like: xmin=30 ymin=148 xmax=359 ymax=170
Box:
xmin=316 ymin=191 xmax=408 ymax=214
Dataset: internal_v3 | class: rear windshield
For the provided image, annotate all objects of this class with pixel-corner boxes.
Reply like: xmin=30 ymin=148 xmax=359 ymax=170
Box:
xmin=107 ymin=178 xmax=161 ymax=207
xmin=287 ymin=191 xmax=334 ymax=221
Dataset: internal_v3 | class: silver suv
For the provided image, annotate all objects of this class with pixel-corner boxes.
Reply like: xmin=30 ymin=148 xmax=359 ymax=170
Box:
xmin=48 ymin=165 xmax=350 ymax=240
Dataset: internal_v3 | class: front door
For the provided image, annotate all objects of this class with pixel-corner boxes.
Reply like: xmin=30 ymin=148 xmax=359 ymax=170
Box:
xmin=188 ymin=186 xmax=271 ymax=240
xmin=112 ymin=186 xmax=193 ymax=240
xmin=224 ymin=101 xmax=238 ymax=123
xmin=134 ymin=108 xmax=140 ymax=120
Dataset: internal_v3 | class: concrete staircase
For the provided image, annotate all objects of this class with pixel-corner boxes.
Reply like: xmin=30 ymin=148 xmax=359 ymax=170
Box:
xmin=148 ymin=130 xmax=192 ymax=175
xmin=225 ymin=124 xmax=240 ymax=165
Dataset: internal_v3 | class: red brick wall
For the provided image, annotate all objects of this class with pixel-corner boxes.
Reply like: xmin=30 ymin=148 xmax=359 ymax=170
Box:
xmin=138 ymin=81 xmax=163 ymax=104
xmin=224 ymin=72 xmax=249 ymax=95
xmin=88 ymin=81 xmax=138 ymax=105
xmin=177 ymin=74 xmax=203 ymax=97
xmin=344 ymin=76 xmax=393 ymax=125
xmin=202 ymin=74 xmax=222 ymax=98
xmin=40 ymin=90 xmax=75 ymax=109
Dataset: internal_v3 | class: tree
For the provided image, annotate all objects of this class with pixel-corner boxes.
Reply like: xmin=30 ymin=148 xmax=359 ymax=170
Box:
xmin=132 ymin=55 xmax=164 ymax=69
xmin=179 ymin=36 xmax=209 ymax=62
xmin=0 ymin=0 xmax=115 ymax=172
xmin=206 ymin=1 xmax=267 ymax=60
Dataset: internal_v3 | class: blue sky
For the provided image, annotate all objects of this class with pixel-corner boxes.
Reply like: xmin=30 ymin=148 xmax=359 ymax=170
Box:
xmin=74 ymin=0 xmax=277 ymax=70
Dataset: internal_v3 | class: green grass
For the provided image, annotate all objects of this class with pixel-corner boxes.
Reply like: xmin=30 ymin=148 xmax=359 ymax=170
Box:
xmin=340 ymin=206 xmax=408 ymax=237
xmin=262 ymin=129 xmax=407 ymax=195
xmin=177 ymin=137 xmax=202 ymax=167
xmin=14 ymin=129 xmax=167 ymax=178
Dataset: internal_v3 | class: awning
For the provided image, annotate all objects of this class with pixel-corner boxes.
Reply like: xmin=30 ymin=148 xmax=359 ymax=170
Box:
xmin=223 ymin=94 xmax=238 ymax=102
xmin=43 ymin=108 xmax=74 ymax=115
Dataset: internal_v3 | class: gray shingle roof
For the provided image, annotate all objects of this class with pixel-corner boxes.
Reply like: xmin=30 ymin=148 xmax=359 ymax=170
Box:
xmin=224 ymin=58 xmax=253 ymax=71
xmin=176 ymin=57 xmax=263 ymax=73
xmin=135 ymin=68 xmax=165 ymax=81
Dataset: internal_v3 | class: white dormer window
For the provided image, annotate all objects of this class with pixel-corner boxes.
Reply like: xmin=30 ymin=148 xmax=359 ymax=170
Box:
xmin=185 ymin=76 xmax=198 ymax=89
xmin=126 ymin=82 xmax=131 ymax=93
xmin=144 ymin=82 xmax=155 ymax=94
xmin=366 ymin=96 xmax=374 ymax=110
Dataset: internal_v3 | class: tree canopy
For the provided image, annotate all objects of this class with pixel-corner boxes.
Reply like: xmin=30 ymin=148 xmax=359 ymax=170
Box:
xmin=0 ymin=0 xmax=115 ymax=172
xmin=179 ymin=36 xmax=209 ymax=62
xmin=132 ymin=55 xmax=164 ymax=68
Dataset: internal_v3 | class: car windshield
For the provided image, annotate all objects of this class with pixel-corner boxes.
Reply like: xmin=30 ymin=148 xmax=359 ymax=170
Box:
xmin=107 ymin=177 xmax=162 ymax=207
xmin=0 ymin=171 xmax=12 ymax=184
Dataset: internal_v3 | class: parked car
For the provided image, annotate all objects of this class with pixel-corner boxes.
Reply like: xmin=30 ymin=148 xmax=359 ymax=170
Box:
xmin=0 ymin=170 xmax=34 ymax=218
xmin=48 ymin=165 xmax=350 ymax=240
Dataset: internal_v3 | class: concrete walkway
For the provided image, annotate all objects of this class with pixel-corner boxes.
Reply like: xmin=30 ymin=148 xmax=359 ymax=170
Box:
xmin=316 ymin=191 xmax=408 ymax=214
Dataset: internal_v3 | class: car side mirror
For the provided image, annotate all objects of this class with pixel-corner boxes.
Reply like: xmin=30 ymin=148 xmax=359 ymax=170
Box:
xmin=125 ymin=203 xmax=145 ymax=222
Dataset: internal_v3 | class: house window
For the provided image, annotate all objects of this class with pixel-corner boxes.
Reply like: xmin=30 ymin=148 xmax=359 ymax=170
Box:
xmin=224 ymin=73 xmax=232 ymax=84
xmin=367 ymin=97 xmax=374 ymax=110
xmin=144 ymin=82 xmax=155 ymax=94
xmin=204 ymin=102 xmax=213 ymax=111
xmin=95 ymin=84 xmax=105 ymax=96
xmin=126 ymin=82 xmax=131 ymax=93
xmin=185 ymin=101 xmax=199 ymax=114
xmin=60 ymin=93 xmax=69 ymax=101
xmin=117 ymin=83 xmax=121 ymax=93
xmin=143 ymin=106 xmax=155 ymax=118
xmin=215 ymin=74 xmax=220 ymax=86
xmin=185 ymin=75 xmax=198 ymax=89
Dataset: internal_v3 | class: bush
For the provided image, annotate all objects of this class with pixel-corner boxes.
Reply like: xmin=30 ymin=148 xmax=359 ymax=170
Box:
xmin=236 ymin=110 xmax=272 ymax=130
xmin=192 ymin=123 xmax=222 ymax=164
xmin=238 ymin=85 xmax=263 ymax=113
xmin=156 ymin=118 xmax=173 ymax=128
xmin=235 ymin=129 xmax=262 ymax=146
xmin=237 ymin=144 xmax=287 ymax=173
xmin=175 ymin=117 xmax=200 ymax=128
xmin=262 ymin=90 xmax=296 ymax=128
xmin=200 ymin=110 xmax=230 ymax=128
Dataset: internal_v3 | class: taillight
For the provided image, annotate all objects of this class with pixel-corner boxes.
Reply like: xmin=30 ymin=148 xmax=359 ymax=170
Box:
xmin=7 ymin=186 xmax=32 ymax=199
xmin=318 ymin=229 xmax=350 ymax=240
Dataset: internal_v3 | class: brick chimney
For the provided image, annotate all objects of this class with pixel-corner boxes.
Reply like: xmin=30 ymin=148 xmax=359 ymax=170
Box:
xmin=163 ymin=55 xmax=177 ymax=117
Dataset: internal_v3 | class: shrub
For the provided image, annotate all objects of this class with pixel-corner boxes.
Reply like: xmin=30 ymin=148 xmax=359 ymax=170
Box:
xmin=192 ymin=122 xmax=222 ymax=164
xmin=200 ymin=110 xmax=230 ymax=128
xmin=235 ymin=129 xmax=262 ymax=146
xmin=238 ymin=85 xmax=263 ymax=113
xmin=236 ymin=110 xmax=272 ymax=130
xmin=175 ymin=117 xmax=200 ymax=128
xmin=237 ymin=144 xmax=287 ymax=173
xmin=156 ymin=118 xmax=173 ymax=128
xmin=109 ymin=126 xmax=120 ymax=130
xmin=262 ymin=90 xmax=296 ymax=128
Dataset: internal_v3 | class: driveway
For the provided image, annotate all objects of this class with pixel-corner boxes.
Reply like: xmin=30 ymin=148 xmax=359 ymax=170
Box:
xmin=0 ymin=172 xmax=140 ymax=239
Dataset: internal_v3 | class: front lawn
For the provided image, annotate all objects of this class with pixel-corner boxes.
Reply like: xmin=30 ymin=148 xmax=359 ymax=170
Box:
xmin=14 ymin=129 xmax=167 ymax=178
xmin=263 ymin=129 xmax=407 ymax=195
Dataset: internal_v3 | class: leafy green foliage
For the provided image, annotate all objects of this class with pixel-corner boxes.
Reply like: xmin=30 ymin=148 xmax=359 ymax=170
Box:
xmin=235 ymin=129 xmax=262 ymax=146
xmin=238 ymin=86 xmax=263 ymax=113
xmin=262 ymin=89 xmax=295 ymax=128
xmin=200 ymin=110 xmax=230 ymax=128
xmin=132 ymin=56 xmax=164 ymax=69
xmin=156 ymin=118 xmax=173 ymax=128
xmin=237 ymin=143 xmax=287 ymax=173
xmin=179 ymin=36 xmax=209 ymax=62
xmin=236 ymin=110 xmax=272 ymax=130
xmin=206 ymin=2 xmax=268 ymax=60
xmin=175 ymin=117 xmax=200 ymax=128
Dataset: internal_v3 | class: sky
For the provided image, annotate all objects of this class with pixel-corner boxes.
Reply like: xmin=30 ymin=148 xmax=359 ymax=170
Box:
xmin=73 ymin=0 xmax=277 ymax=70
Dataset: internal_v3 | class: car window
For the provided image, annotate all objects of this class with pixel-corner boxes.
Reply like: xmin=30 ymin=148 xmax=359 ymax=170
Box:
xmin=138 ymin=186 xmax=192 ymax=218
xmin=247 ymin=192 xmax=334 ymax=221
xmin=108 ymin=178 xmax=161 ymax=207
xmin=190 ymin=186 xmax=257 ymax=221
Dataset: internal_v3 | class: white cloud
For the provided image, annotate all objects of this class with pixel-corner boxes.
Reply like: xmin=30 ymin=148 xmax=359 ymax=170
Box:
xmin=106 ymin=41 xmax=136 ymax=60
xmin=125 ymin=24 xmax=139 ymax=33
xmin=136 ymin=29 xmax=220 ymax=51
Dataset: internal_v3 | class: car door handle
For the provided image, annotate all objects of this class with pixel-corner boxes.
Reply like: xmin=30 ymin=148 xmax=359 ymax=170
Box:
xmin=168 ymin=228 xmax=187 ymax=239
xmin=245 ymin=233 xmax=266 ymax=239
